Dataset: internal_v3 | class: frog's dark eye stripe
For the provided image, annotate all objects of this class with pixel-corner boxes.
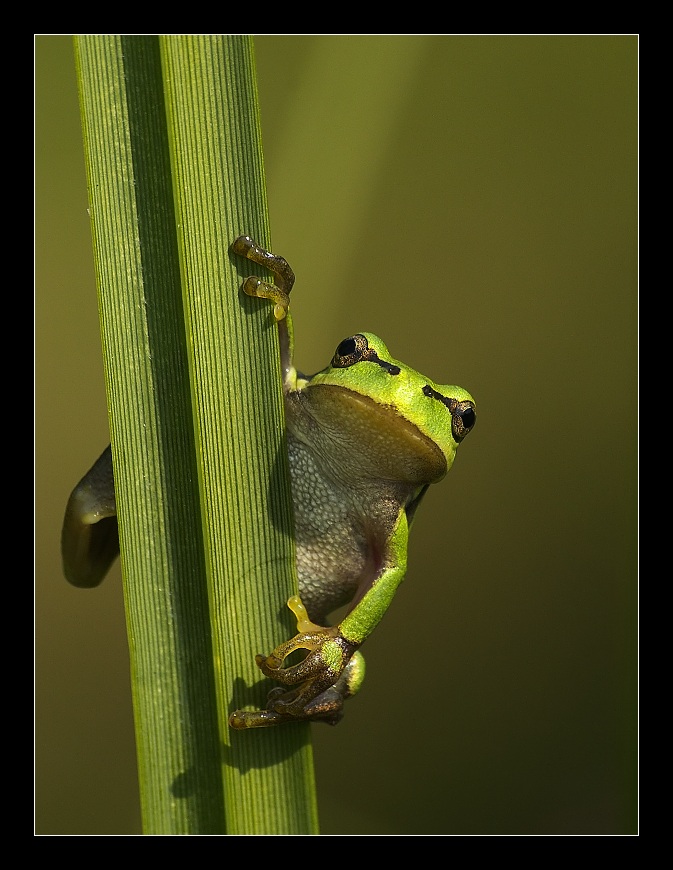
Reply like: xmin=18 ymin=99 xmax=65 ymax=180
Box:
xmin=422 ymin=384 xmax=477 ymax=443
xmin=332 ymin=334 xmax=401 ymax=375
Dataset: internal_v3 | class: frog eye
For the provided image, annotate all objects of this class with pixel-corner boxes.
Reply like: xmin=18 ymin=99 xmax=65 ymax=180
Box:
xmin=331 ymin=335 xmax=401 ymax=375
xmin=451 ymin=401 xmax=477 ymax=443
xmin=422 ymin=385 xmax=476 ymax=443
xmin=331 ymin=334 xmax=371 ymax=367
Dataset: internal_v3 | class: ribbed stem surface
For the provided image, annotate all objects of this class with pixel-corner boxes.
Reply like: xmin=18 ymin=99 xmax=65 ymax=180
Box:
xmin=74 ymin=34 xmax=317 ymax=835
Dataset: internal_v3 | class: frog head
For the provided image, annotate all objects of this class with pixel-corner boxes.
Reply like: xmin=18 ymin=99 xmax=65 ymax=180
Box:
xmin=298 ymin=332 xmax=476 ymax=485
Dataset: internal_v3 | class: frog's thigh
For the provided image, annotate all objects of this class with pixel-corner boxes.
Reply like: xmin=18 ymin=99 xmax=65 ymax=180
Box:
xmin=62 ymin=446 xmax=119 ymax=588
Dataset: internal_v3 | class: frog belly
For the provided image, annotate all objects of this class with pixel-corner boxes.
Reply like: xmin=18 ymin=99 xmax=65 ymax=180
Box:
xmin=288 ymin=435 xmax=367 ymax=623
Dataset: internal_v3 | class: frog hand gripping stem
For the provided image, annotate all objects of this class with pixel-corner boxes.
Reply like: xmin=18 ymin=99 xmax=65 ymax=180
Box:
xmin=227 ymin=236 xmax=476 ymax=728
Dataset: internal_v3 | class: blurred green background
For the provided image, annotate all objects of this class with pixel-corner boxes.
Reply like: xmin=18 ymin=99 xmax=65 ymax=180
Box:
xmin=35 ymin=35 xmax=637 ymax=834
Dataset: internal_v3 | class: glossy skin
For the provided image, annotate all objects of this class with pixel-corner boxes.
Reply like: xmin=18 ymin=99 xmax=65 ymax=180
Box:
xmin=61 ymin=236 xmax=476 ymax=729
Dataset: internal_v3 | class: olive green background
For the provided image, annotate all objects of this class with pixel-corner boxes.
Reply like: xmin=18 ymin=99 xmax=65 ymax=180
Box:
xmin=35 ymin=36 xmax=637 ymax=835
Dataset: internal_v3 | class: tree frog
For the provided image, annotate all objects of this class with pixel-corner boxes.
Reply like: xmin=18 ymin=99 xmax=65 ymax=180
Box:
xmin=61 ymin=235 xmax=476 ymax=729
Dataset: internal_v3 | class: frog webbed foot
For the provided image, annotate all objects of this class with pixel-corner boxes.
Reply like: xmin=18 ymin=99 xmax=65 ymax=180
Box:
xmin=228 ymin=596 xmax=365 ymax=729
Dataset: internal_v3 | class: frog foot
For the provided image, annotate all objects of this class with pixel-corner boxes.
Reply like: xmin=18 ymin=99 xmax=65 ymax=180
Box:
xmin=231 ymin=235 xmax=295 ymax=321
xmin=228 ymin=596 xmax=366 ymax=729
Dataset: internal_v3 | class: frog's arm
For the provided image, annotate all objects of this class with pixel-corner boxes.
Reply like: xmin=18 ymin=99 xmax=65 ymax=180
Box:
xmin=229 ymin=509 xmax=409 ymax=728
xmin=231 ymin=235 xmax=298 ymax=393
xmin=61 ymin=445 xmax=119 ymax=588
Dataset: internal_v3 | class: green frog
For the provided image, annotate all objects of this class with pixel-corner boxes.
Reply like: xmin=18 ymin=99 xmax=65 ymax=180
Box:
xmin=62 ymin=236 xmax=476 ymax=729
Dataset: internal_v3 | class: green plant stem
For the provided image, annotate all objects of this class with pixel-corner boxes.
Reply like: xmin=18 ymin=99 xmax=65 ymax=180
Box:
xmin=74 ymin=34 xmax=317 ymax=835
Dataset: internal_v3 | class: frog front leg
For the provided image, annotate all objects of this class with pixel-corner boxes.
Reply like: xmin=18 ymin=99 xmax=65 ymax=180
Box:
xmin=231 ymin=235 xmax=298 ymax=393
xmin=229 ymin=510 xmax=409 ymax=728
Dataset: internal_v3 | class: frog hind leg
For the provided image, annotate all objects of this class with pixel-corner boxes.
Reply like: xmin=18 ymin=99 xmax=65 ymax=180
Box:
xmin=228 ymin=596 xmax=369 ymax=729
xmin=228 ymin=641 xmax=366 ymax=730
xmin=61 ymin=445 xmax=119 ymax=588
xmin=301 ymin=650 xmax=366 ymax=725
